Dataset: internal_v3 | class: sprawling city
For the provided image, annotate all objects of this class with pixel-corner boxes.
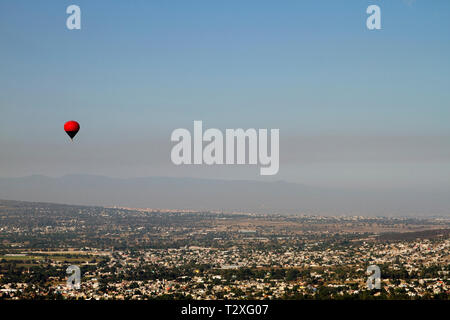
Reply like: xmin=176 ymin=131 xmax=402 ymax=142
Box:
xmin=0 ymin=200 xmax=448 ymax=300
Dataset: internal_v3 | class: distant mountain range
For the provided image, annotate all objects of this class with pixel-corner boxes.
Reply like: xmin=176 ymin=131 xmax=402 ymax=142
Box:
xmin=0 ymin=174 xmax=449 ymax=216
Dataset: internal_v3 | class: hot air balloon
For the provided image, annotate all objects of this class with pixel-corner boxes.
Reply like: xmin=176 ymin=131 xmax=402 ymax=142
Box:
xmin=64 ymin=121 xmax=80 ymax=140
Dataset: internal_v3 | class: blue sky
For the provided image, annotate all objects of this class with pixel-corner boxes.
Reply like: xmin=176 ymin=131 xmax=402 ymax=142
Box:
xmin=1 ymin=0 xmax=450 ymax=189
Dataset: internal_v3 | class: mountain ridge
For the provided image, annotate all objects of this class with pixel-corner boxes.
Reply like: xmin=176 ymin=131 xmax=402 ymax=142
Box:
xmin=0 ymin=174 xmax=449 ymax=216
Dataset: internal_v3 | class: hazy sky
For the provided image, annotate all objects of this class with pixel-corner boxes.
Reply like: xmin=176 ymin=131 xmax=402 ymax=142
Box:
xmin=1 ymin=0 xmax=450 ymax=189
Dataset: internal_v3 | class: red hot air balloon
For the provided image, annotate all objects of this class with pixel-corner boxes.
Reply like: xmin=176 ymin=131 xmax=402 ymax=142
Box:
xmin=64 ymin=121 xmax=80 ymax=140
